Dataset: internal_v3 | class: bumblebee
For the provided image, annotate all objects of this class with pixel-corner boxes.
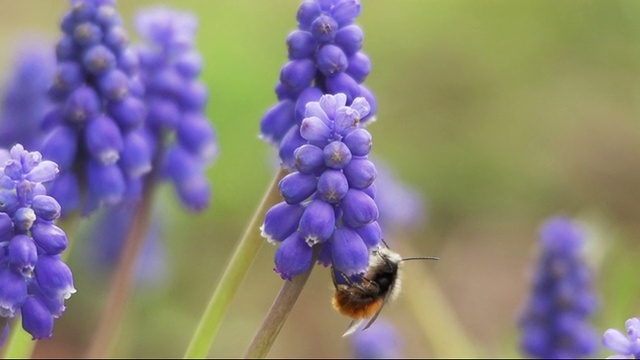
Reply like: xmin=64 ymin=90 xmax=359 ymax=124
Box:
xmin=331 ymin=246 xmax=438 ymax=336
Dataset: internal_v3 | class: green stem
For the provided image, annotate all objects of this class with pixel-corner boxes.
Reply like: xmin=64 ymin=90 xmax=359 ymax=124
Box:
xmin=85 ymin=184 xmax=156 ymax=358
xmin=395 ymin=239 xmax=479 ymax=358
xmin=1 ymin=212 xmax=82 ymax=359
xmin=243 ymin=246 xmax=320 ymax=359
xmin=183 ymin=168 xmax=287 ymax=359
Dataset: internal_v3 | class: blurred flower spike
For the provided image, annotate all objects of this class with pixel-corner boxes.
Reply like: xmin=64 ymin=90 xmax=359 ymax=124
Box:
xmin=603 ymin=317 xmax=640 ymax=359
xmin=260 ymin=0 xmax=376 ymax=169
xmin=518 ymin=217 xmax=598 ymax=358
xmin=0 ymin=144 xmax=75 ymax=340
xmin=40 ymin=0 xmax=151 ymax=216
xmin=351 ymin=318 xmax=403 ymax=359
xmin=261 ymin=93 xmax=381 ymax=280
xmin=135 ymin=6 xmax=218 ymax=211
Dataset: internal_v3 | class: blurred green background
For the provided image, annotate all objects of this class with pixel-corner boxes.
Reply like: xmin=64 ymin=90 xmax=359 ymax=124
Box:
xmin=1 ymin=0 xmax=640 ymax=358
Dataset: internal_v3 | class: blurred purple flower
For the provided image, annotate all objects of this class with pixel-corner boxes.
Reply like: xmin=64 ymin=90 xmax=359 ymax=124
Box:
xmin=41 ymin=0 xmax=151 ymax=216
xmin=0 ymin=144 xmax=75 ymax=340
xmin=82 ymin=204 xmax=167 ymax=286
xmin=351 ymin=318 xmax=403 ymax=359
xmin=603 ymin=317 xmax=640 ymax=359
xmin=260 ymin=0 xmax=376 ymax=169
xmin=135 ymin=7 xmax=218 ymax=212
xmin=518 ymin=217 xmax=598 ymax=359
xmin=0 ymin=45 xmax=54 ymax=150
xmin=261 ymin=94 xmax=379 ymax=279
xmin=373 ymin=160 xmax=426 ymax=231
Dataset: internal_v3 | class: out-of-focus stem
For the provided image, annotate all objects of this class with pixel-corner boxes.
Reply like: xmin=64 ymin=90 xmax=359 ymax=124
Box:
xmin=85 ymin=182 xmax=156 ymax=358
xmin=243 ymin=246 xmax=320 ymax=359
xmin=395 ymin=239 xmax=478 ymax=358
xmin=183 ymin=168 xmax=287 ymax=358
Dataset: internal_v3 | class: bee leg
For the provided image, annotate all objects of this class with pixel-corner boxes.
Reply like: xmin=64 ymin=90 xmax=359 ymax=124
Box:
xmin=335 ymin=269 xmax=370 ymax=292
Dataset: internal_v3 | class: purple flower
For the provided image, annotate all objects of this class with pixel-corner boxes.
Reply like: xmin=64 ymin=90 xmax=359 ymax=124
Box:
xmin=0 ymin=144 xmax=75 ymax=340
xmin=260 ymin=0 xmax=376 ymax=169
xmin=0 ymin=44 xmax=54 ymax=150
xmin=518 ymin=217 xmax=598 ymax=359
xmin=41 ymin=0 xmax=151 ymax=216
xmin=135 ymin=7 xmax=218 ymax=212
xmin=262 ymin=94 xmax=379 ymax=280
xmin=603 ymin=318 xmax=640 ymax=359
xmin=351 ymin=318 xmax=403 ymax=359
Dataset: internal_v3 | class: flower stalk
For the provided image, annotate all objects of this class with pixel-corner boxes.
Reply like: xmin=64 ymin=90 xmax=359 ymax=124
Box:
xmin=183 ymin=168 xmax=287 ymax=358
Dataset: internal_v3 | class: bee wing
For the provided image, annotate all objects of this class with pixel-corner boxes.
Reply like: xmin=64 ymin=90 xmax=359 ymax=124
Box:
xmin=342 ymin=318 xmax=366 ymax=337
xmin=362 ymin=292 xmax=392 ymax=332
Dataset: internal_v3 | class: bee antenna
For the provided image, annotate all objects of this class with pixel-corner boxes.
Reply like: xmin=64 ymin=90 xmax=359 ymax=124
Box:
xmin=400 ymin=256 xmax=440 ymax=262
xmin=380 ymin=238 xmax=391 ymax=249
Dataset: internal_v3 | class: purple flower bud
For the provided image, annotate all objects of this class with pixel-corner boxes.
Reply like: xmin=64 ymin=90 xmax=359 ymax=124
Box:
xmin=74 ymin=22 xmax=102 ymax=47
xmin=335 ymin=25 xmax=363 ymax=56
xmin=56 ymin=36 xmax=77 ymax=61
xmin=40 ymin=126 xmax=78 ymax=170
xmin=331 ymin=227 xmax=368 ymax=275
xmin=21 ymin=297 xmax=54 ymax=340
xmin=25 ymin=160 xmax=58 ymax=184
xmin=346 ymin=52 xmax=371 ymax=84
xmin=317 ymin=169 xmax=349 ymax=203
xmin=274 ymin=232 xmax=314 ymax=281
xmin=31 ymin=195 xmax=62 ymax=221
xmin=120 ymin=131 xmax=152 ymax=178
xmin=279 ymin=171 xmax=317 ymax=204
xmin=331 ymin=0 xmax=362 ymax=26
xmin=97 ymin=69 xmax=129 ymax=100
xmin=146 ymin=97 xmax=180 ymax=131
xmin=104 ymin=26 xmax=129 ymax=53
xmin=344 ymin=157 xmax=376 ymax=189
xmin=326 ymin=72 xmax=360 ymax=103
xmin=334 ymin=105 xmax=360 ymax=135
xmin=310 ymin=14 xmax=338 ymax=43
xmin=82 ymin=45 xmax=117 ymax=75
xmin=294 ymin=144 xmax=324 ymax=174
xmin=280 ymin=59 xmax=316 ymax=93
xmin=87 ymin=160 xmax=126 ymax=206
xmin=0 ymin=189 xmax=19 ymax=215
xmin=300 ymin=116 xmax=333 ymax=143
xmin=31 ymin=221 xmax=68 ymax=256
xmin=63 ymin=86 xmax=100 ymax=125
xmin=261 ymin=201 xmax=305 ymax=244
xmin=0 ymin=268 xmax=26 ymax=317
xmin=260 ymin=100 xmax=296 ymax=145
xmin=319 ymin=92 xmax=347 ymax=120
xmin=358 ymin=85 xmax=377 ymax=123
xmin=85 ymin=115 xmax=123 ymax=165
xmin=176 ymin=51 xmax=203 ymax=78
xmin=279 ymin=125 xmax=307 ymax=169
xmin=8 ymin=235 xmax=37 ymax=276
xmin=343 ymin=128 xmax=372 ymax=156
xmin=299 ymin=200 xmax=336 ymax=246
xmin=163 ymin=146 xmax=210 ymax=211
xmin=317 ymin=44 xmax=348 ymax=77
xmin=0 ymin=213 xmax=14 ymax=242
xmin=354 ymin=221 xmax=382 ymax=249
xmin=14 ymin=207 xmax=36 ymax=232
xmin=34 ymin=255 xmax=76 ymax=300
xmin=107 ymin=96 xmax=146 ymax=130
xmin=178 ymin=81 xmax=208 ymax=111
xmin=4 ymin=160 xmax=22 ymax=181
xmin=52 ymin=62 xmax=83 ymax=95
xmin=323 ymin=141 xmax=352 ymax=169
xmin=275 ymin=81 xmax=297 ymax=101
xmin=304 ymin=101 xmax=331 ymax=126
xmin=295 ymin=87 xmax=324 ymax=123
xmin=287 ymin=30 xmax=316 ymax=60
xmin=296 ymin=0 xmax=322 ymax=30
xmin=341 ymin=189 xmax=378 ymax=228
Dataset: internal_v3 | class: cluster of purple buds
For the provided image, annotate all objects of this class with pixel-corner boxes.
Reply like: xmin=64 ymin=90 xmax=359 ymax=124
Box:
xmin=261 ymin=93 xmax=379 ymax=280
xmin=603 ymin=317 xmax=640 ymax=358
xmin=0 ymin=46 xmax=54 ymax=150
xmin=41 ymin=0 xmax=152 ymax=216
xmin=260 ymin=0 xmax=376 ymax=168
xmin=135 ymin=7 xmax=218 ymax=211
xmin=0 ymin=144 xmax=75 ymax=340
xmin=518 ymin=217 xmax=598 ymax=358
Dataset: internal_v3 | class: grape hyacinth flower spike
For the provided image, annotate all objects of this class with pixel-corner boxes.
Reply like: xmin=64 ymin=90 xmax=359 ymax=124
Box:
xmin=261 ymin=93 xmax=379 ymax=280
xmin=0 ymin=45 xmax=54 ymax=150
xmin=518 ymin=217 xmax=598 ymax=358
xmin=260 ymin=0 xmax=376 ymax=169
xmin=351 ymin=318 xmax=403 ymax=359
xmin=603 ymin=317 xmax=640 ymax=359
xmin=0 ymin=144 xmax=75 ymax=340
xmin=41 ymin=0 xmax=151 ymax=216
xmin=135 ymin=6 xmax=218 ymax=211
